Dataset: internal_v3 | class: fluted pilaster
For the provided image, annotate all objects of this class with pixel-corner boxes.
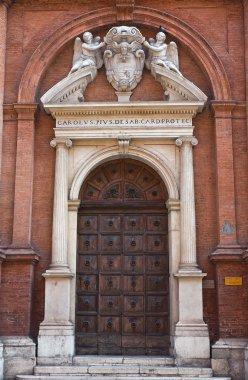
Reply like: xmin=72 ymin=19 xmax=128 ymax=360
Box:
xmin=176 ymin=136 xmax=199 ymax=271
xmin=50 ymin=138 xmax=72 ymax=270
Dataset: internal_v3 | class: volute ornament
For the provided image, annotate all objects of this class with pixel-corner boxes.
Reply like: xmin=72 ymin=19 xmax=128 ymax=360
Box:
xmin=103 ymin=26 xmax=145 ymax=97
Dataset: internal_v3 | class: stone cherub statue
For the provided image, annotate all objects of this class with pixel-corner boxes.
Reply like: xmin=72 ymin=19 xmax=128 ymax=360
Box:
xmin=69 ymin=31 xmax=105 ymax=74
xmin=144 ymin=31 xmax=183 ymax=77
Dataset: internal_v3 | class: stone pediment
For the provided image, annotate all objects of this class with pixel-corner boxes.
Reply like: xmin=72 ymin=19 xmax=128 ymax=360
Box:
xmin=41 ymin=66 xmax=97 ymax=104
xmin=41 ymin=25 xmax=208 ymax=105
xmin=150 ymin=64 xmax=207 ymax=102
xmin=41 ymin=62 xmax=207 ymax=105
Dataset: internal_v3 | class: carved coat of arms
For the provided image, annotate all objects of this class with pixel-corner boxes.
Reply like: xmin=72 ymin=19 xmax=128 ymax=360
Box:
xmin=103 ymin=26 xmax=145 ymax=92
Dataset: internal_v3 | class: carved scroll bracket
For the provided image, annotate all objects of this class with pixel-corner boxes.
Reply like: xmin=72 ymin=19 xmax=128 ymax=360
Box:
xmin=117 ymin=135 xmax=131 ymax=155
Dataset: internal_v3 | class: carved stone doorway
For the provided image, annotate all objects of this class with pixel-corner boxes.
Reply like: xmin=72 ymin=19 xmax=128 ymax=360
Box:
xmin=75 ymin=159 xmax=170 ymax=355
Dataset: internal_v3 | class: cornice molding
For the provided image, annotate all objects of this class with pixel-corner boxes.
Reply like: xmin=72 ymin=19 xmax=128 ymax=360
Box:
xmin=4 ymin=247 xmax=40 ymax=264
xmin=209 ymin=245 xmax=245 ymax=263
xmin=44 ymin=101 xmax=204 ymax=119
xmin=13 ymin=103 xmax=39 ymax=121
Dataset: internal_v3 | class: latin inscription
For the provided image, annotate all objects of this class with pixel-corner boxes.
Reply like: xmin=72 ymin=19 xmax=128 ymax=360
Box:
xmin=56 ymin=118 xmax=192 ymax=128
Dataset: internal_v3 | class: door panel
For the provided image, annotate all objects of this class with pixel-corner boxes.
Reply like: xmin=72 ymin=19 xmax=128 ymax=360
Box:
xmin=76 ymin=159 xmax=169 ymax=355
xmin=100 ymin=255 xmax=121 ymax=272
xmin=76 ymin=211 xmax=169 ymax=355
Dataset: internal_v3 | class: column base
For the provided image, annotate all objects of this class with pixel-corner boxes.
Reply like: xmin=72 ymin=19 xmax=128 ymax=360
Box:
xmin=178 ymin=264 xmax=203 ymax=274
xmin=39 ymin=269 xmax=75 ymax=359
xmin=38 ymin=324 xmax=74 ymax=359
xmin=175 ymin=323 xmax=210 ymax=367
xmin=48 ymin=263 xmax=71 ymax=272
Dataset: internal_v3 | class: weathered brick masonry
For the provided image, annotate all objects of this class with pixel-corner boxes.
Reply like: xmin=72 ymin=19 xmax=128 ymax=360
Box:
xmin=0 ymin=0 xmax=248 ymax=378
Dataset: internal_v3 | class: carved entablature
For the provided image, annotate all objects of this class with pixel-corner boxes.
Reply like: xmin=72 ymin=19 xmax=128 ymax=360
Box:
xmin=41 ymin=25 xmax=207 ymax=105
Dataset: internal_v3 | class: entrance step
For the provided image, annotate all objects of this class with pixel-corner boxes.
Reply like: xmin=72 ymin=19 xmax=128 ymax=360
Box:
xmin=34 ymin=365 xmax=212 ymax=377
xmin=16 ymin=376 xmax=232 ymax=380
xmin=73 ymin=355 xmax=175 ymax=366
xmin=16 ymin=356 xmax=231 ymax=380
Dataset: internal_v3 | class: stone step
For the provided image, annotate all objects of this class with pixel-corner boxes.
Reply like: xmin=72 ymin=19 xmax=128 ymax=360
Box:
xmin=72 ymin=355 xmax=175 ymax=366
xmin=16 ymin=376 xmax=232 ymax=380
xmin=34 ymin=364 xmax=213 ymax=377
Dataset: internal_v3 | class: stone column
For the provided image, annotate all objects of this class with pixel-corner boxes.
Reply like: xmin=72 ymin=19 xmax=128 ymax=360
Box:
xmin=49 ymin=138 xmax=72 ymax=271
xmin=38 ymin=138 xmax=74 ymax=364
xmin=174 ymin=136 xmax=210 ymax=367
xmin=175 ymin=136 xmax=199 ymax=272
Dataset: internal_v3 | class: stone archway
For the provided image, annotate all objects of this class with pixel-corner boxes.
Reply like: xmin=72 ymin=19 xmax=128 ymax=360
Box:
xmin=18 ymin=7 xmax=230 ymax=103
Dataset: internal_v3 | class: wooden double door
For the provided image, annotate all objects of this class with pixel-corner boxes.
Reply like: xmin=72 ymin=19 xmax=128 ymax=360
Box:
xmin=76 ymin=160 xmax=169 ymax=355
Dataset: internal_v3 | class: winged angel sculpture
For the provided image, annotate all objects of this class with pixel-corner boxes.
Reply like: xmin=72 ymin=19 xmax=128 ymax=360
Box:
xmin=144 ymin=31 xmax=183 ymax=77
xmin=69 ymin=32 xmax=105 ymax=74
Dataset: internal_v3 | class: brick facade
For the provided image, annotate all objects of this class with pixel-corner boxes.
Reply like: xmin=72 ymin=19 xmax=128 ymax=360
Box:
xmin=0 ymin=0 xmax=247 ymax=377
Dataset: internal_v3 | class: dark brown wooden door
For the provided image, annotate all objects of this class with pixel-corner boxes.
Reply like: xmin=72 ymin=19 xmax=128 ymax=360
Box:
xmin=76 ymin=160 xmax=169 ymax=355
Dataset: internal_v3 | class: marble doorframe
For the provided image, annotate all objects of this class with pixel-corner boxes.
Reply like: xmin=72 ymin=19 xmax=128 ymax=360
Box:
xmin=68 ymin=145 xmax=180 ymax=351
xmin=38 ymin=101 xmax=210 ymax=366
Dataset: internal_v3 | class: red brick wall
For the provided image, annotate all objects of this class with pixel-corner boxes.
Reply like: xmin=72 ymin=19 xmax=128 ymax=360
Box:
xmin=0 ymin=0 xmax=247 ymax=342
xmin=0 ymin=261 xmax=34 ymax=335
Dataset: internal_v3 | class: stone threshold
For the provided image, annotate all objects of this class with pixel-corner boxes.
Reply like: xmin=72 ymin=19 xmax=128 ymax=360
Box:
xmin=73 ymin=356 xmax=175 ymax=366
xmin=16 ymin=376 xmax=232 ymax=380
xmin=34 ymin=364 xmax=213 ymax=376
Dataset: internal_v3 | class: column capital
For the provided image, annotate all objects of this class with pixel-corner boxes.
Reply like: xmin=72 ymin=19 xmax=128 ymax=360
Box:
xmin=210 ymin=100 xmax=236 ymax=118
xmin=166 ymin=198 xmax=180 ymax=212
xmin=50 ymin=138 xmax=72 ymax=149
xmin=68 ymin=200 xmax=80 ymax=211
xmin=13 ymin=103 xmax=39 ymax=120
xmin=176 ymin=136 xmax=198 ymax=147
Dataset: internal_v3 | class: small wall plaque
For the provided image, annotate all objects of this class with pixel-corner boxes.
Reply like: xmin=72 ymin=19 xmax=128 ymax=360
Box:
xmin=225 ymin=277 xmax=242 ymax=286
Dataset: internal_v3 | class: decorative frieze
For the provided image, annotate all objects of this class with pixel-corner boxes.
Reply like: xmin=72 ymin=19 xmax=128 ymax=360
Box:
xmin=43 ymin=101 xmax=206 ymax=140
